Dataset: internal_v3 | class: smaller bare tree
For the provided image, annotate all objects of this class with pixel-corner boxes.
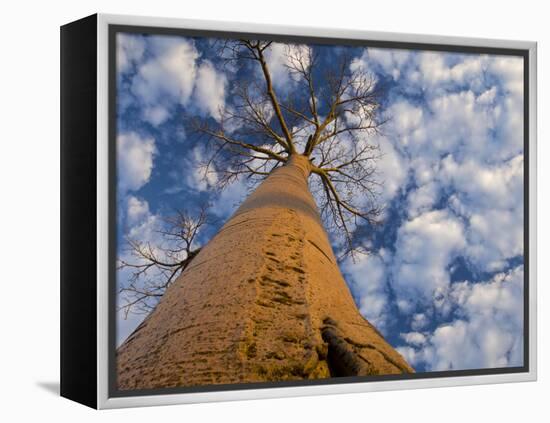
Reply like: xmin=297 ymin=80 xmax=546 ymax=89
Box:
xmin=117 ymin=206 xmax=211 ymax=317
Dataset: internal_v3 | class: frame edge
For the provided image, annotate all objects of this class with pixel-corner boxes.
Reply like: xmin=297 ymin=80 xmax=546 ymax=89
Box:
xmin=60 ymin=13 xmax=99 ymax=409
xmin=95 ymin=13 xmax=537 ymax=409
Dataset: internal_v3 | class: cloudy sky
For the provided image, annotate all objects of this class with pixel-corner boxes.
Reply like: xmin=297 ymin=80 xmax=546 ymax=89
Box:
xmin=115 ymin=31 xmax=525 ymax=374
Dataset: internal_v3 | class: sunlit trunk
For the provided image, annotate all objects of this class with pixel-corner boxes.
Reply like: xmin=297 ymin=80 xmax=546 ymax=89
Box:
xmin=117 ymin=154 xmax=413 ymax=390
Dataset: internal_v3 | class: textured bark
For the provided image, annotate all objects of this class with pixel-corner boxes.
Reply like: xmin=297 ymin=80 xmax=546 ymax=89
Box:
xmin=117 ymin=155 xmax=413 ymax=390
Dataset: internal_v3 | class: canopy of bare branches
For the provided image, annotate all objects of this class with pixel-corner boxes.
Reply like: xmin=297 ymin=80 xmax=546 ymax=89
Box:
xmin=190 ymin=40 xmax=385 ymax=253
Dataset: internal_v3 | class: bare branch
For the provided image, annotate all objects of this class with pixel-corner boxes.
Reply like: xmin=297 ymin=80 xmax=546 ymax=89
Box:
xmin=250 ymin=41 xmax=296 ymax=153
xmin=117 ymin=206 xmax=210 ymax=317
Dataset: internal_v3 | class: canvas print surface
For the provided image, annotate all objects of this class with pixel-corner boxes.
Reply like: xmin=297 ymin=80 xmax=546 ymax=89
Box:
xmin=113 ymin=28 xmax=526 ymax=393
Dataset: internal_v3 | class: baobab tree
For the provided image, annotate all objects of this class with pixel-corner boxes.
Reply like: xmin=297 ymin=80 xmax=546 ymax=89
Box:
xmin=117 ymin=40 xmax=413 ymax=390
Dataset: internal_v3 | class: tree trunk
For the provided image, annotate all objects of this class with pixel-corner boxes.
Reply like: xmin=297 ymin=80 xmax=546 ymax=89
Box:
xmin=117 ymin=154 xmax=413 ymax=390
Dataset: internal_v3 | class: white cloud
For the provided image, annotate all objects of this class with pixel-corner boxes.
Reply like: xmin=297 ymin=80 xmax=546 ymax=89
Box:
xmin=126 ymin=196 xmax=150 ymax=226
xmin=265 ymin=43 xmax=311 ymax=91
xmin=440 ymin=154 xmax=524 ymax=271
xmin=466 ymin=209 xmax=523 ymax=271
xmin=265 ymin=43 xmax=288 ymax=89
xmin=122 ymin=35 xmax=229 ymax=126
xmin=411 ymin=313 xmax=429 ymax=331
xmin=441 ymin=154 xmax=523 ymax=210
xmin=489 ymin=56 xmax=524 ymax=98
xmin=406 ymin=182 xmax=439 ymax=219
xmin=364 ymin=49 xmax=523 ymax=161
xmin=117 ymin=132 xmax=156 ymax=193
xmin=404 ymin=266 xmax=524 ymax=371
xmin=416 ymin=53 xmax=486 ymax=92
xmin=343 ymin=249 xmax=392 ymax=332
xmin=376 ymin=138 xmax=408 ymax=206
xmin=352 ymin=48 xmax=411 ymax=82
xmin=384 ymin=100 xmax=426 ymax=152
xmin=477 ymin=86 xmax=497 ymax=105
xmin=392 ymin=210 xmax=466 ymax=311
xmin=364 ymin=50 xmax=527 ymax=372
xmin=128 ymin=36 xmax=199 ymax=126
xmin=117 ymin=33 xmax=146 ymax=74
xmin=127 ymin=213 xmax=163 ymax=246
xmin=194 ymin=60 xmax=227 ymax=121
xmin=395 ymin=346 xmax=419 ymax=366
xmin=142 ymin=105 xmax=170 ymax=127
xmin=184 ymin=146 xmax=219 ymax=192
xmin=400 ymin=331 xmax=427 ymax=346
xmin=391 ymin=101 xmax=424 ymax=134
xmin=375 ymin=51 xmax=523 ymax=163
xmin=385 ymin=89 xmax=498 ymax=161
xmin=427 ymin=91 xmax=490 ymax=153
xmin=358 ymin=48 xmax=525 ymax=295
xmin=355 ymin=49 xmax=502 ymax=99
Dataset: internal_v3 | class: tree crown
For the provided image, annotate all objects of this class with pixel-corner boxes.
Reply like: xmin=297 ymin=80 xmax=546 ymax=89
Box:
xmin=193 ymin=40 xmax=385 ymax=253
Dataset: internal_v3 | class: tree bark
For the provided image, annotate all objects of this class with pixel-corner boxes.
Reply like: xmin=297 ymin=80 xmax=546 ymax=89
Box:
xmin=117 ymin=154 xmax=413 ymax=390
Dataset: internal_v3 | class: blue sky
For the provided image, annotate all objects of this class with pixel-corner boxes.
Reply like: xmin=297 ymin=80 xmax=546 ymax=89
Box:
xmin=115 ymin=32 xmax=525 ymax=373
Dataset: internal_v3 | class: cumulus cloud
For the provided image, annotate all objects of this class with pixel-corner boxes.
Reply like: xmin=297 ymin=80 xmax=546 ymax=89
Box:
xmin=184 ymin=146 xmax=219 ymax=192
xmin=411 ymin=313 xmax=429 ymax=331
xmin=357 ymin=48 xmax=525 ymax=372
xmin=441 ymin=154 xmax=524 ymax=271
xmin=489 ymin=56 xmax=524 ymax=98
xmin=265 ymin=43 xmax=310 ymax=91
xmin=406 ymin=182 xmax=439 ymax=219
xmin=194 ymin=60 xmax=227 ymax=121
xmin=467 ymin=209 xmax=523 ymax=272
xmin=441 ymin=154 xmax=524 ymax=210
xmin=375 ymin=137 xmax=408 ymax=206
xmin=364 ymin=49 xmax=522 ymax=99
xmin=352 ymin=48 xmax=411 ymax=82
xmin=369 ymin=50 xmax=523 ymax=163
xmin=399 ymin=266 xmax=524 ymax=371
xmin=400 ymin=331 xmax=427 ymax=346
xmin=126 ymin=195 xmax=150 ymax=226
xmin=358 ymin=47 xmax=524 ymax=299
xmin=343 ymin=249 xmax=392 ymax=333
xmin=142 ymin=105 xmax=171 ymax=127
xmin=122 ymin=35 xmax=228 ymax=126
xmin=117 ymin=132 xmax=156 ymax=193
xmin=130 ymin=37 xmax=199 ymax=126
xmin=116 ymin=131 xmax=159 ymax=342
xmin=126 ymin=212 xmax=163 ymax=249
xmin=117 ymin=33 xmax=146 ymax=74
xmin=392 ymin=209 xmax=466 ymax=312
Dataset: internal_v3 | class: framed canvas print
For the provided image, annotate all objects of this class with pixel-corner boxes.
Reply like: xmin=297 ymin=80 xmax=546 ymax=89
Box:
xmin=60 ymin=13 xmax=537 ymax=409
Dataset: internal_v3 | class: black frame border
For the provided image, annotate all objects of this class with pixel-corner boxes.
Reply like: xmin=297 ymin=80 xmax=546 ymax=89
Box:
xmin=60 ymin=14 xmax=98 ymax=409
xmin=107 ymin=23 xmax=530 ymax=399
